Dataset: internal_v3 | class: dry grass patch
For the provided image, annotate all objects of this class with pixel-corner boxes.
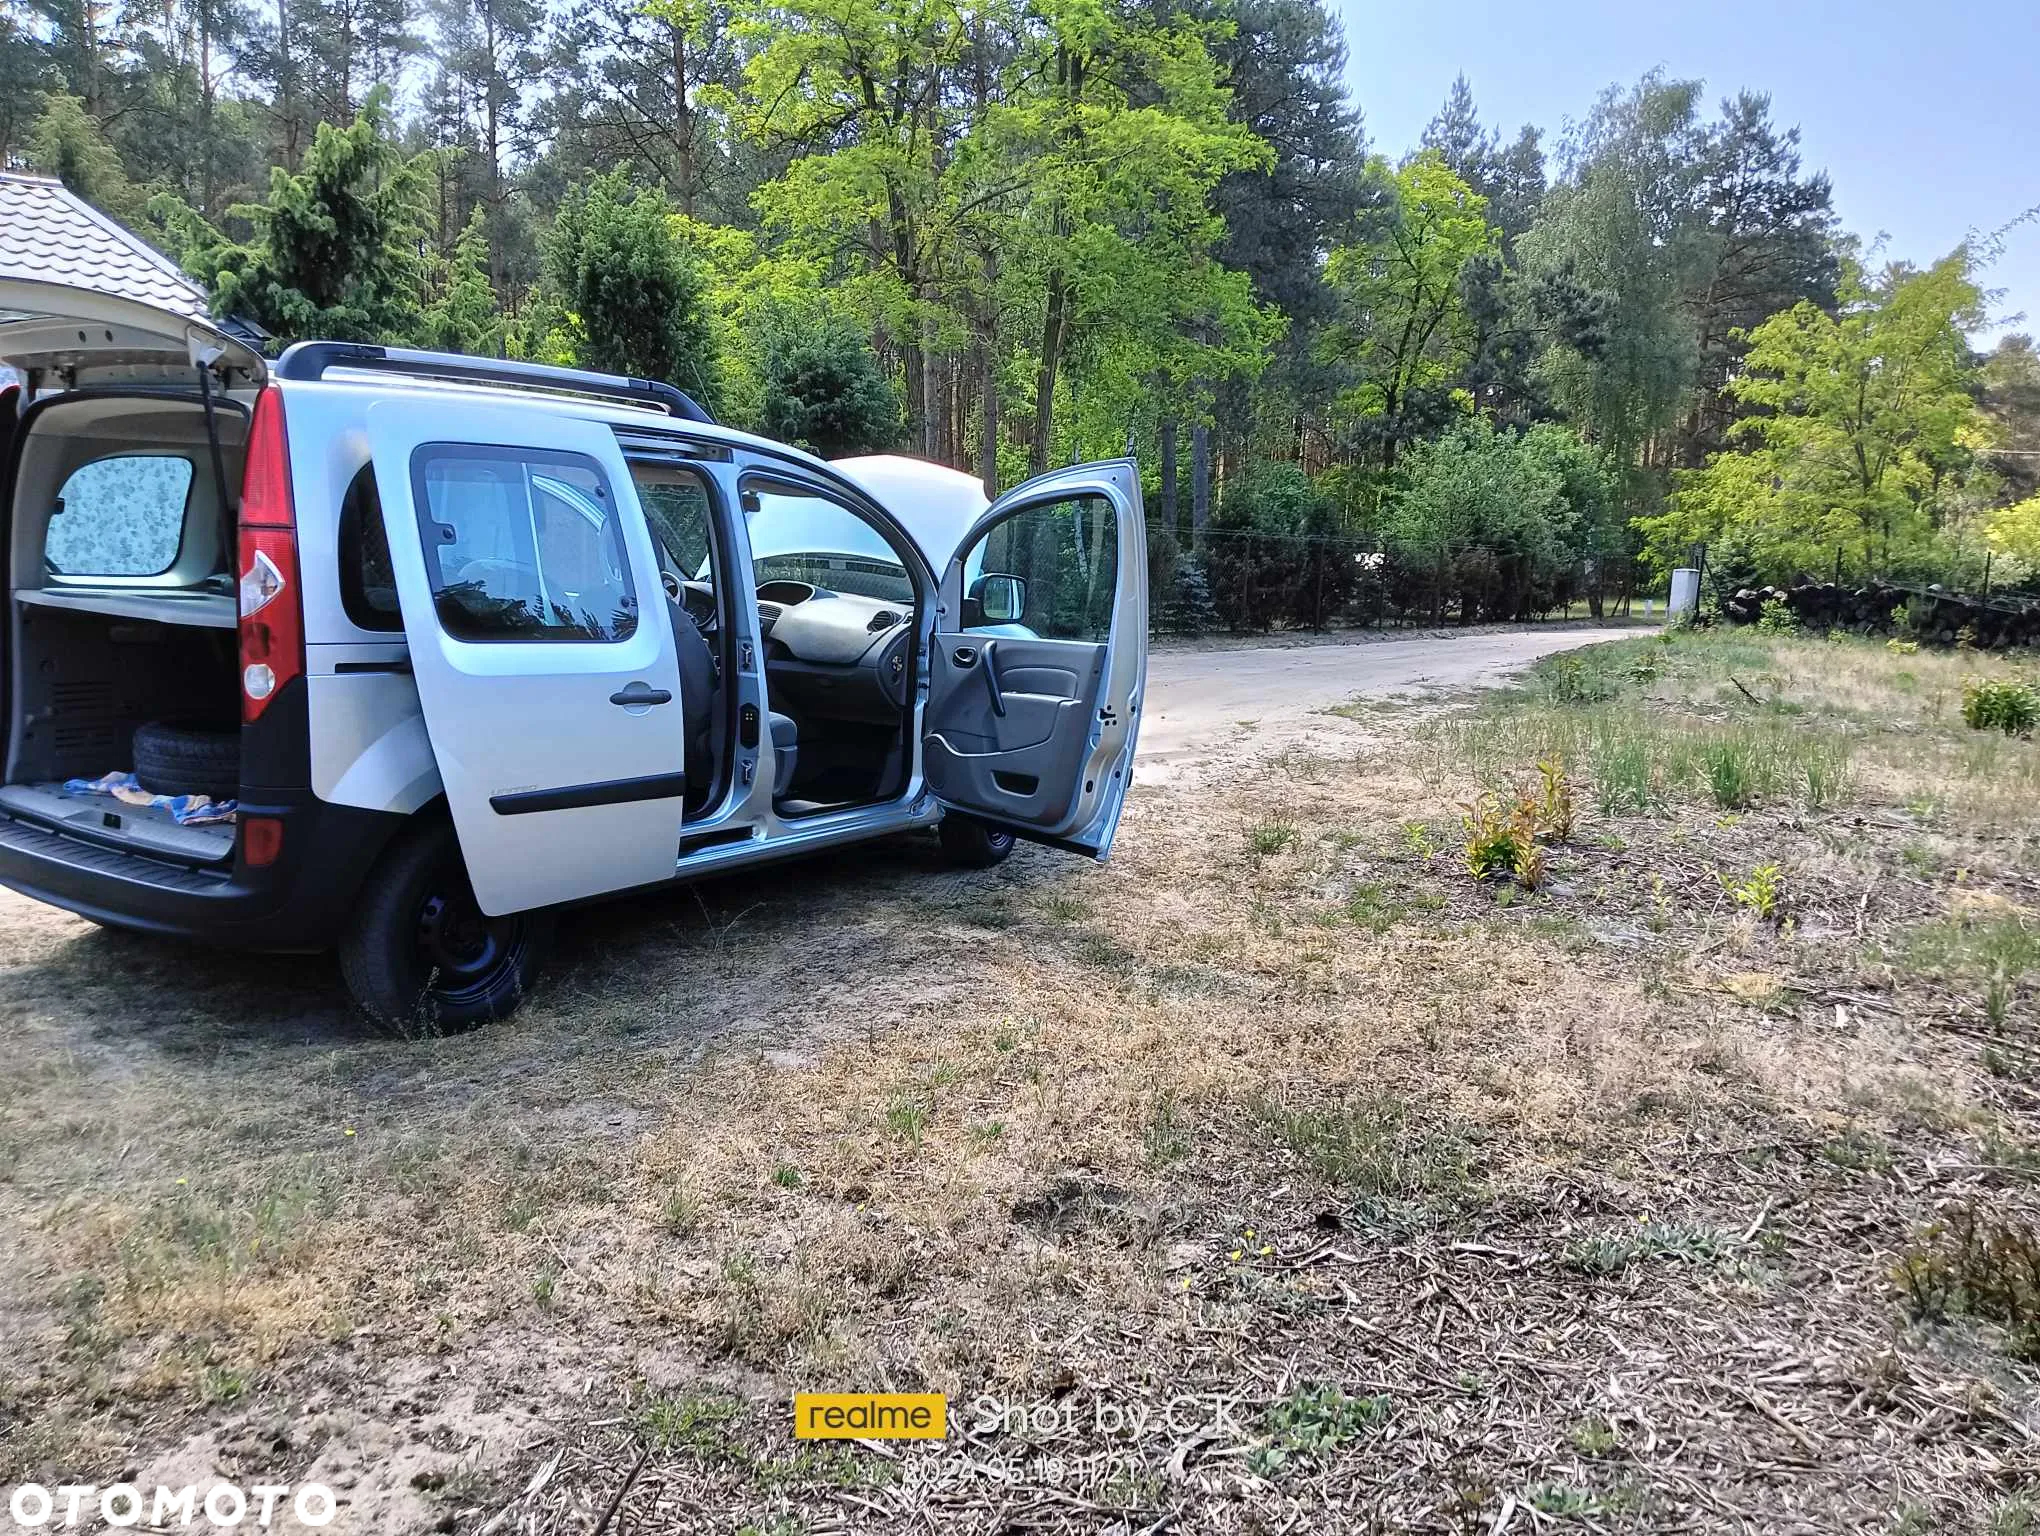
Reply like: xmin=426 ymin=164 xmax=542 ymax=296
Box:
xmin=4 ymin=629 xmax=2040 ymax=1531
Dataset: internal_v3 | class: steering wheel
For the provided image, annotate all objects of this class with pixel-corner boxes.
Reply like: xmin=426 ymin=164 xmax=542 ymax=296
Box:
xmin=660 ymin=570 xmax=683 ymax=602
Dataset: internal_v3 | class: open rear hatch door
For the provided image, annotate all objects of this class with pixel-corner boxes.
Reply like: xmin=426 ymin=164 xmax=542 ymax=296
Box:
xmin=0 ymin=279 xmax=266 ymax=388
xmin=0 ymin=174 xmax=265 ymax=386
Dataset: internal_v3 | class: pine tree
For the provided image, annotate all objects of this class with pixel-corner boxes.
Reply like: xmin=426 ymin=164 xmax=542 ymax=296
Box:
xmin=162 ymin=87 xmax=427 ymax=343
xmin=542 ymin=168 xmax=719 ymax=401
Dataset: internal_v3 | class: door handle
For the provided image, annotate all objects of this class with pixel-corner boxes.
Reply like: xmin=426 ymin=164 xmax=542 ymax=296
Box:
xmin=978 ymin=638 xmax=1007 ymax=717
xmin=609 ymin=681 xmax=673 ymax=707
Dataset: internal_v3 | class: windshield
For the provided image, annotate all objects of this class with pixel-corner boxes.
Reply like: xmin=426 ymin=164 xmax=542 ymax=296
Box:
xmin=741 ymin=485 xmax=912 ymax=603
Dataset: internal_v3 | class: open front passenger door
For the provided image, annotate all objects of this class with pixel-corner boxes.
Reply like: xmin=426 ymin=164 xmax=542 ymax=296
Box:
xmin=367 ymin=400 xmax=687 ymax=914
xmin=924 ymin=459 xmax=1146 ymax=858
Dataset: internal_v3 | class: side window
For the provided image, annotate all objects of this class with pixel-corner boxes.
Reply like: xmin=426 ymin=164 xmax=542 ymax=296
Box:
xmin=337 ymin=465 xmax=402 ymax=632
xmin=960 ymin=494 xmax=1118 ymax=642
xmin=632 ymin=463 xmax=715 ymax=581
xmin=410 ymin=446 xmax=638 ymax=643
xmin=45 ymin=454 xmax=193 ymax=578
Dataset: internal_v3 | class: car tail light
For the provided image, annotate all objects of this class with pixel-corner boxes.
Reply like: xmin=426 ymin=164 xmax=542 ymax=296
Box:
xmin=238 ymin=387 xmax=302 ymax=723
xmin=241 ymin=815 xmax=284 ymax=867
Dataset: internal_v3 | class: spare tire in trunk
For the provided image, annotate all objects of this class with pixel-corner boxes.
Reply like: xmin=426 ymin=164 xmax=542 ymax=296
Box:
xmin=133 ymin=721 xmax=240 ymax=800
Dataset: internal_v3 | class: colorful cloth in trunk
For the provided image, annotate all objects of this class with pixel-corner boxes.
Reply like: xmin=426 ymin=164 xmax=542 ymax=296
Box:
xmin=63 ymin=770 xmax=237 ymax=826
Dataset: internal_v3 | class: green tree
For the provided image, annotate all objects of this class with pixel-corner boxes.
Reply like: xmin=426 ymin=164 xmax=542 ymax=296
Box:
xmin=418 ymin=205 xmax=503 ymax=354
xmin=541 ymin=0 xmax=743 ymax=220
xmin=542 ymin=168 xmax=720 ymax=401
xmin=159 ymin=88 xmax=427 ymax=343
xmin=28 ymin=90 xmax=146 ymax=224
xmin=1421 ymin=75 xmax=1544 ymax=248
xmin=1642 ymin=250 xmax=1988 ymax=582
xmin=1387 ymin=417 xmax=1576 ymax=622
xmin=761 ymin=323 xmax=900 ymax=455
xmin=1323 ymin=150 xmax=1499 ymax=467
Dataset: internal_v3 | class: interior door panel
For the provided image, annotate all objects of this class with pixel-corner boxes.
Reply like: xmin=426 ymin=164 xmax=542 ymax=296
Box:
xmin=925 ymin=638 xmax=1105 ymax=815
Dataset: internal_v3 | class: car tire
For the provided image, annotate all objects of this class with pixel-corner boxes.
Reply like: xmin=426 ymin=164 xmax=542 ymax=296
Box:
xmin=132 ymin=720 xmax=240 ymax=800
xmin=938 ymin=814 xmax=1016 ymax=869
xmin=340 ymin=820 xmax=553 ymax=1032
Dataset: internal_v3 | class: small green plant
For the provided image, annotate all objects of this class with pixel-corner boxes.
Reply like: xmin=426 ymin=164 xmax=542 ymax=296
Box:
xmin=1535 ymin=758 xmax=1577 ymax=842
xmin=532 ymin=1262 xmax=559 ymax=1310
xmin=640 ymin=1391 xmax=742 ymax=1456
xmin=771 ymin=1162 xmax=804 ymax=1189
xmin=1962 ymin=679 xmax=2038 ymax=737
xmin=1544 ymin=654 xmax=1619 ymax=704
xmin=1246 ymin=818 xmax=1300 ymax=857
xmin=1989 ymin=1492 xmax=2038 ymax=1536
xmin=1894 ymin=1200 xmax=2040 ymax=1334
xmin=1144 ymin=1091 xmax=1192 ymax=1166
xmin=1459 ymin=791 xmax=1546 ymax=890
xmin=1567 ymin=1416 xmax=1619 ymax=1456
xmin=198 ymin=1365 xmax=248 ymax=1405
xmin=1401 ymin=821 xmax=1439 ymax=860
xmin=1527 ymin=1483 xmax=1598 ymax=1517
xmin=1755 ymin=596 xmax=1800 ymax=634
xmin=885 ymin=1094 xmax=929 ymax=1147
xmin=1564 ymin=1220 xmax=1727 ymax=1275
xmin=1801 ymin=742 xmax=1852 ymax=809
xmin=1261 ymin=1092 xmax=1477 ymax=1199
xmin=1701 ymin=737 xmax=1758 ymax=809
xmin=1720 ymin=863 xmax=1785 ymax=922
xmin=1887 ymin=637 xmax=1919 ymax=655
xmin=661 ymin=1186 xmax=702 ymax=1236
xmin=1247 ymin=1384 xmax=1393 ymax=1477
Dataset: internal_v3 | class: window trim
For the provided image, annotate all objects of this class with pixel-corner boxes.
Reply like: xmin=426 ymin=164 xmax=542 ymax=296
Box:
xmin=44 ymin=450 xmax=196 ymax=582
xmin=407 ymin=442 xmax=640 ymax=646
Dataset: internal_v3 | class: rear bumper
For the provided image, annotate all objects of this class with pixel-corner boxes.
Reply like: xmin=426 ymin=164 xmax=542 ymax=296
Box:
xmin=0 ymin=787 xmax=405 ymax=950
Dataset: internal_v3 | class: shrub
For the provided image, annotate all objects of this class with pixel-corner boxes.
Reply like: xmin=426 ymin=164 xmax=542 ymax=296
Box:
xmin=1204 ymin=464 xmax=1355 ymax=631
xmin=1543 ymin=653 xmax=1621 ymax=704
xmin=760 ymin=324 xmax=899 ymax=455
xmin=1962 ymin=679 xmax=2039 ymax=737
xmin=1460 ymin=792 xmax=1535 ymax=885
xmin=1756 ymin=596 xmax=1800 ymax=634
xmin=1720 ymin=862 xmax=1785 ymax=922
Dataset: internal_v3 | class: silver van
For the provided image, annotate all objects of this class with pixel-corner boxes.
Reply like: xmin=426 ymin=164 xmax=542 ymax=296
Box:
xmin=0 ymin=242 xmax=1147 ymax=1026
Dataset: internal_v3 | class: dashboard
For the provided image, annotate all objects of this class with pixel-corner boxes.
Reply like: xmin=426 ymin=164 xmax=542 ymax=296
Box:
xmin=667 ymin=575 xmax=914 ymax=721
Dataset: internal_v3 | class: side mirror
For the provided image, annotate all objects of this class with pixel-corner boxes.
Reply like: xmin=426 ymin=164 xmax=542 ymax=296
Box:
xmin=969 ymin=573 xmax=1026 ymax=624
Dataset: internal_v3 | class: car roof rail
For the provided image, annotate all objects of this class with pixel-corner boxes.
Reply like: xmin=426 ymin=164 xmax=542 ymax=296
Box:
xmin=272 ymin=342 xmax=715 ymax=423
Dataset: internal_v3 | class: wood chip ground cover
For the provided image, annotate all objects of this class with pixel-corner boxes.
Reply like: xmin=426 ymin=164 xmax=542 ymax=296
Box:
xmin=3 ymin=629 xmax=2040 ymax=1532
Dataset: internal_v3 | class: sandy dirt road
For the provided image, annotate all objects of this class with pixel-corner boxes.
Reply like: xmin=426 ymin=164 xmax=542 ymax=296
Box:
xmin=1137 ymin=626 xmax=1639 ymax=781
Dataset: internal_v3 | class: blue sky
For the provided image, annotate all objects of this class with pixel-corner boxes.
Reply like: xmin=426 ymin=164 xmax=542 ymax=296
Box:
xmin=1334 ymin=0 xmax=2040 ymax=341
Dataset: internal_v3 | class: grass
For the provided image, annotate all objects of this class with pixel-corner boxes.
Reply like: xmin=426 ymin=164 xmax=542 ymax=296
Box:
xmin=4 ymin=625 xmax=2040 ymax=1531
xmin=1423 ymin=629 xmax=2036 ymax=825
xmin=1246 ymin=818 xmax=1300 ymax=857
xmin=1259 ymin=1091 xmax=1479 ymax=1202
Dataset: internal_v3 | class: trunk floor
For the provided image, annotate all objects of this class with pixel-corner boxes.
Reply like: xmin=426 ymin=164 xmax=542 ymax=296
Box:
xmin=0 ymin=782 xmax=233 ymax=864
